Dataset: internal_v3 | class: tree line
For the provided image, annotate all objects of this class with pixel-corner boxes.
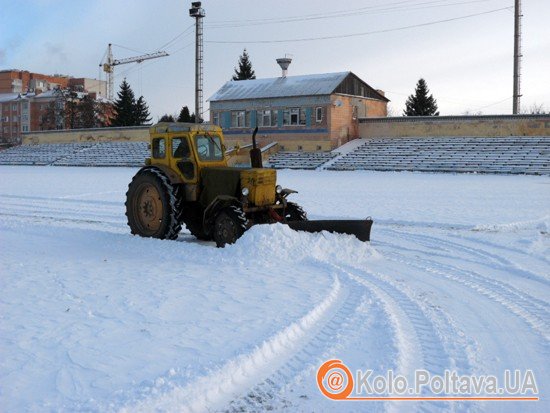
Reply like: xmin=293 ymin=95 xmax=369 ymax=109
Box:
xmin=40 ymin=79 xmax=152 ymax=130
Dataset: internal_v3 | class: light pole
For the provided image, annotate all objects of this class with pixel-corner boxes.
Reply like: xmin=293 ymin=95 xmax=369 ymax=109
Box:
xmin=189 ymin=2 xmax=205 ymax=123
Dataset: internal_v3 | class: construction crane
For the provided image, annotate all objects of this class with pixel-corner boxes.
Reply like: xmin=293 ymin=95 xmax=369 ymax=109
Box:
xmin=100 ymin=43 xmax=169 ymax=100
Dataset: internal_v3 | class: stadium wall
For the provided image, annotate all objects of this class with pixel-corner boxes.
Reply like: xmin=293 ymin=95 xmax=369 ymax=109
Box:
xmin=22 ymin=126 xmax=149 ymax=145
xmin=358 ymin=114 xmax=550 ymax=138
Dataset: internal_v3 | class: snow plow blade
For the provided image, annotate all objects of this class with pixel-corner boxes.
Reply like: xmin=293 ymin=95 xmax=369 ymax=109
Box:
xmin=285 ymin=218 xmax=373 ymax=242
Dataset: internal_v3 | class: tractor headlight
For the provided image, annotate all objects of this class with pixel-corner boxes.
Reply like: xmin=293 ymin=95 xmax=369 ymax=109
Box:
xmin=276 ymin=185 xmax=282 ymax=194
xmin=241 ymin=187 xmax=249 ymax=196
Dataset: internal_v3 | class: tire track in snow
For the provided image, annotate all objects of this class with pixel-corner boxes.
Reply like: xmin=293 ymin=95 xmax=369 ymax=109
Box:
xmin=122 ymin=276 xmax=346 ymax=413
xmin=227 ymin=259 xmax=476 ymax=413
xmin=223 ymin=270 xmax=399 ymax=413
xmin=379 ymin=231 xmax=550 ymax=343
xmin=0 ymin=196 xmax=123 ymax=222
xmin=331 ymin=264 xmax=476 ymax=413
xmin=384 ymin=227 xmax=548 ymax=286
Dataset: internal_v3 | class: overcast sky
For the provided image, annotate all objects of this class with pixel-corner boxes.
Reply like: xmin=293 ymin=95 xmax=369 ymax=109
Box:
xmin=1 ymin=0 xmax=549 ymax=120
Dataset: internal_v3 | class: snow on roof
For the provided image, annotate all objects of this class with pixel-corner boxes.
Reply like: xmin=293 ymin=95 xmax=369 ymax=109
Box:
xmin=0 ymin=93 xmax=21 ymax=103
xmin=209 ymin=71 xmax=351 ymax=101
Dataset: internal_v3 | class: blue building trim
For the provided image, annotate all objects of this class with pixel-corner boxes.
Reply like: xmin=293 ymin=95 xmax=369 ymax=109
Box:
xmin=250 ymin=110 xmax=257 ymax=128
xmin=222 ymin=112 xmax=231 ymax=129
xmin=305 ymin=107 xmax=312 ymax=127
xmin=222 ymin=128 xmax=328 ymax=135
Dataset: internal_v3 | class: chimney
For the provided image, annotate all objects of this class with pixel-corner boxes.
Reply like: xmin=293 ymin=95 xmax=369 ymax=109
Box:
xmin=376 ymin=89 xmax=385 ymax=97
xmin=276 ymin=57 xmax=292 ymax=77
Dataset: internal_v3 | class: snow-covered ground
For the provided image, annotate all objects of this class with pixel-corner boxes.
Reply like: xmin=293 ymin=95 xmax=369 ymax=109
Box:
xmin=1 ymin=166 xmax=548 ymax=413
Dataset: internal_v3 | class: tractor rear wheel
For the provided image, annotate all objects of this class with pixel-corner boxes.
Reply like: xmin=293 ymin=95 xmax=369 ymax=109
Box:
xmin=283 ymin=202 xmax=308 ymax=221
xmin=125 ymin=168 xmax=181 ymax=240
xmin=213 ymin=206 xmax=248 ymax=248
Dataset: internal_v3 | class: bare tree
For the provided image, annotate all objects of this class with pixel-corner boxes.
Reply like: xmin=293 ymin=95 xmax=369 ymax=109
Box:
xmin=40 ymin=88 xmax=65 ymax=130
xmin=462 ymin=110 xmax=483 ymax=116
xmin=524 ymin=103 xmax=546 ymax=114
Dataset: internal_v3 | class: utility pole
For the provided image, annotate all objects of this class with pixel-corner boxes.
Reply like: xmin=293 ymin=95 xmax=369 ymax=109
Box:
xmin=513 ymin=0 xmax=522 ymax=114
xmin=189 ymin=2 xmax=205 ymax=123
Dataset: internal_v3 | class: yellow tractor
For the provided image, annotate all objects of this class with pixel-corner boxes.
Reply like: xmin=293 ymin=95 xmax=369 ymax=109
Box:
xmin=125 ymin=122 xmax=372 ymax=247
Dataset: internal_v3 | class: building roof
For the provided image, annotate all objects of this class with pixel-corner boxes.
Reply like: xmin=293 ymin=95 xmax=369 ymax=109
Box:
xmin=0 ymin=93 xmax=21 ymax=103
xmin=209 ymin=71 xmax=387 ymax=102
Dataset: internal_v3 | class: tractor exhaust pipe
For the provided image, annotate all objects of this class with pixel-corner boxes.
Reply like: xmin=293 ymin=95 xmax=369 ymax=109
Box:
xmin=250 ymin=126 xmax=263 ymax=168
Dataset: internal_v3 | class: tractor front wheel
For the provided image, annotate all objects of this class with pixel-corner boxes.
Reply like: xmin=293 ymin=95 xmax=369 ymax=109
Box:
xmin=125 ymin=168 xmax=181 ymax=240
xmin=283 ymin=202 xmax=308 ymax=221
xmin=213 ymin=206 xmax=248 ymax=248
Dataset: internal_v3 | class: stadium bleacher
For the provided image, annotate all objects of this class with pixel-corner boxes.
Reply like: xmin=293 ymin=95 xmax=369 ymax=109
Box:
xmin=0 ymin=142 xmax=148 ymax=167
xmin=327 ymin=136 xmax=550 ymax=175
xmin=267 ymin=151 xmax=337 ymax=170
xmin=0 ymin=136 xmax=548 ymax=175
xmin=53 ymin=142 xmax=149 ymax=167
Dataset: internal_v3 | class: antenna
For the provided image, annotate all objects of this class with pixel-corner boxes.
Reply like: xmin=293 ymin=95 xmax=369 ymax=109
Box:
xmin=513 ymin=0 xmax=522 ymax=114
xmin=190 ymin=1 xmax=205 ymax=123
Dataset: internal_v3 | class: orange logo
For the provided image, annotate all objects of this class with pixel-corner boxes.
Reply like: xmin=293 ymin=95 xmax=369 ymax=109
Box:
xmin=316 ymin=359 xmax=354 ymax=400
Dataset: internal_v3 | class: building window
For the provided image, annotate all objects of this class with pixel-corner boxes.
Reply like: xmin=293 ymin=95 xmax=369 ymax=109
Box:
xmin=22 ymin=102 xmax=28 ymax=110
xmin=316 ymin=107 xmax=323 ymax=123
xmin=231 ymin=110 xmax=245 ymax=128
xmin=352 ymin=106 xmax=358 ymax=120
xmin=299 ymin=109 xmax=306 ymax=125
xmin=271 ymin=110 xmax=278 ymax=126
xmin=316 ymin=145 xmax=322 ymax=150
xmin=298 ymin=145 xmax=303 ymax=151
xmin=3 ymin=127 xmax=7 ymax=134
xmin=290 ymin=108 xmax=299 ymax=125
xmin=22 ymin=114 xmax=28 ymax=121
xmin=12 ymin=116 xmax=18 ymax=122
xmin=212 ymin=112 xmax=219 ymax=126
xmin=12 ymin=104 xmax=17 ymax=111
xmin=12 ymin=126 xmax=18 ymax=133
xmin=258 ymin=109 xmax=277 ymax=127
xmin=22 ymin=125 xmax=29 ymax=132
xmin=283 ymin=108 xmax=304 ymax=126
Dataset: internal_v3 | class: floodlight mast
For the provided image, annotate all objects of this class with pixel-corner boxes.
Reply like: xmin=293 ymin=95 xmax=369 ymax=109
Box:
xmin=512 ymin=0 xmax=522 ymax=114
xmin=189 ymin=2 xmax=205 ymax=123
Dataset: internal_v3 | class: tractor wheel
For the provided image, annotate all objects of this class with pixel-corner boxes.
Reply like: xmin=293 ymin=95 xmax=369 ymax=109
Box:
xmin=125 ymin=168 xmax=181 ymax=240
xmin=213 ymin=206 xmax=248 ymax=248
xmin=283 ymin=202 xmax=308 ymax=221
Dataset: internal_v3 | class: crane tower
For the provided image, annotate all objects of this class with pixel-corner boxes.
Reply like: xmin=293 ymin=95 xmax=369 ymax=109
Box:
xmin=100 ymin=44 xmax=169 ymax=101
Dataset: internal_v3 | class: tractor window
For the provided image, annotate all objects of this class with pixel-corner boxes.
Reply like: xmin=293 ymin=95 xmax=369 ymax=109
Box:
xmin=172 ymin=137 xmax=190 ymax=158
xmin=195 ymin=134 xmax=223 ymax=161
xmin=152 ymin=138 xmax=166 ymax=158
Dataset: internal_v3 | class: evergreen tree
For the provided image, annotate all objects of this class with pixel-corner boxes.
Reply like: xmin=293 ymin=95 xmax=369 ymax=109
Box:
xmin=177 ymin=105 xmax=192 ymax=122
xmin=159 ymin=114 xmax=175 ymax=122
xmin=111 ymin=79 xmax=136 ymax=126
xmin=232 ymin=49 xmax=256 ymax=81
xmin=134 ymin=96 xmax=152 ymax=125
xmin=404 ymin=78 xmax=439 ymax=116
